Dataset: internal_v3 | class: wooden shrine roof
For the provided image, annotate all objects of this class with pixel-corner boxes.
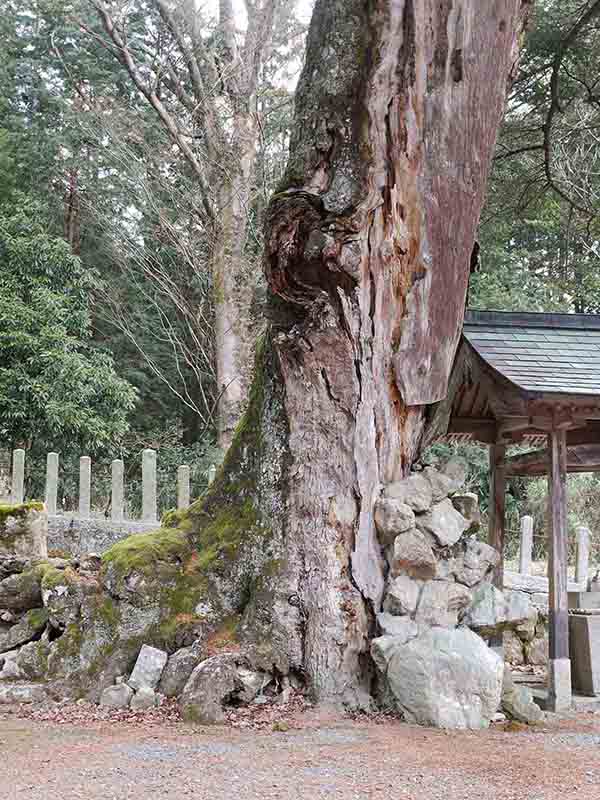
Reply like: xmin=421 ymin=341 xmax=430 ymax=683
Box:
xmin=464 ymin=310 xmax=600 ymax=395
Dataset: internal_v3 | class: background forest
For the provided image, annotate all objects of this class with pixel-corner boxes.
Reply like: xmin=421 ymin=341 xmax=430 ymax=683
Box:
xmin=1 ymin=0 xmax=599 ymax=547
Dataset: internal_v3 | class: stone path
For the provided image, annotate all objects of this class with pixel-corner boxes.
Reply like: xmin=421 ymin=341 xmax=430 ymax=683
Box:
xmin=2 ymin=707 xmax=600 ymax=799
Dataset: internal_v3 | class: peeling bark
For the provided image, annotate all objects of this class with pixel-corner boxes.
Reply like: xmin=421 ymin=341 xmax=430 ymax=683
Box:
xmin=252 ymin=0 xmax=532 ymax=706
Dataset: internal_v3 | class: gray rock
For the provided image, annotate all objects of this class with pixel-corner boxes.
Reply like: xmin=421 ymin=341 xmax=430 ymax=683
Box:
xmin=130 ymin=686 xmax=157 ymax=710
xmin=15 ymin=640 xmax=51 ymax=680
xmin=0 ymin=608 xmax=48 ymax=654
xmin=416 ymin=499 xmax=469 ymax=547
xmin=442 ymin=458 xmax=468 ymax=490
xmin=376 ymin=612 xmax=419 ymax=640
xmin=0 ymin=556 xmax=29 ymax=581
xmin=385 ymin=627 xmax=503 ymax=729
xmin=0 ymin=682 xmax=46 ymax=704
xmin=503 ymin=630 xmax=525 ymax=665
xmin=371 ymin=636 xmax=402 ymax=673
xmin=371 ymin=618 xmax=421 ymax=673
xmin=464 ymin=584 xmax=534 ymax=634
xmin=0 ymin=505 xmax=47 ymax=559
xmin=237 ymin=667 xmax=270 ymax=703
xmin=0 ymin=569 xmax=43 ymax=611
xmin=515 ymin=609 xmax=538 ymax=642
xmin=454 ymin=537 xmax=499 ymax=587
xmin=385 ymin=475 xmax=433 ymax=513
xmin=389 ymin=530 xmax=436 ymax=579
xmin=0 ymin=647 xmax=18 ymax=665
xmin=414 ymin=581 xmax=472 ymax=628
xmin=0 ymin=658 xmax=23 ymax=681
xmin=423 ymin=467 xmax=455 ymax=503
xmin=128 ymin=644 xmax=168 ymax=691
xmin=383 ymin=575 xmax=420 ymax=617
xmin=0 ymin=610 xmax=16 ymax=624
xmin=374 ymin=498 xmax=415 ymax=545
xmin=158 ymin=644 xmax=202 ymax=698
xmin=99 ymin=683 xmax=133 ymax=709
xmin=501 ymin=667 xmax=542 ymax=724
xmin=181 ymin=653 xmax=248 ymax=724
xmin=525 ymin=631 xmax=548 ymax=666
xmin=451 ymin=493 xmax=480 ymax=527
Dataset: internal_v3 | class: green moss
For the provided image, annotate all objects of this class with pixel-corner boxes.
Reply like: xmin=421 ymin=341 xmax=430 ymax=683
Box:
xmin=101 ymin=528 xmax=191 ymax=575
xmin=40 ymin=565 xmax=69 ymax=591
xmin=162 ymin=508 xmax=186 ymax=528
xmin=0 ymin=501 xmax=44 ymax=524
xmin=24 ymin=607 xmax=49 ymax=629
xmin=52 ymin=623 xmax=83 ymax=659
xmin=96 ymin=597 xmax=121 ymax=629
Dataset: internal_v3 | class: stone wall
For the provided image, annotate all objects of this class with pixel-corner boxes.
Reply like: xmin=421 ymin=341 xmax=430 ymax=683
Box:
xmin=48 ymin=515 xmax=158 ymax=557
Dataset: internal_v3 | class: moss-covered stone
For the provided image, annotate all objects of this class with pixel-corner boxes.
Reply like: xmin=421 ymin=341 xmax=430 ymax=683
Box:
xmin=40 ymin=333 xmax=294 ymax=697
xmin=102 ymin=529 xmax=191 ymax=576
xmin=0 ymin=501 xmax=44 ymax=525
xmin=0 ymin=502 xmax=46 ymax=555
xmin=40 ymin=565 xmax=70 ymax=591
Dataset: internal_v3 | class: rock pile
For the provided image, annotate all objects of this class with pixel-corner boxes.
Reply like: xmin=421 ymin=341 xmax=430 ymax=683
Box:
xmin=371 ymin=461 xmax=540 ymax=729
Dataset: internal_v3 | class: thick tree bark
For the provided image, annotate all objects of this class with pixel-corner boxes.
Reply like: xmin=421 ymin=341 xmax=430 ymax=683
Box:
xmin=246 ymin=0 xmax=532 ymax=706
xmin=214 ymin=111 xmax=259 ymax=448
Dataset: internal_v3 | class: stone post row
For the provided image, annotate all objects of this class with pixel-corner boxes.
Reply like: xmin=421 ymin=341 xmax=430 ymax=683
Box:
xmin=177 ymin=465 xmax=190 ymax=511
xmin=112 ymin=459 xmax=125 ymax=522
xmin=11 ymin=449 xmax=25 ymax=505
xmin=518 ymin=515 xmax=533 ymax=576
xmin=142 ymin=449 xmax=157 ymax=523
xmin=45 ymin=452 xmax=59 ymax=515
xmin=79 ymin=456 xmax=91 ymax=519
xmin=576 ymin=525 xmax=590 ymax=588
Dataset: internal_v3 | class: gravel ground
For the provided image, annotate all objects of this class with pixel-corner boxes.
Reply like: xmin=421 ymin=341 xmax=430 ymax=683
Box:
xmin=2 ymin=705 xmax=600 ymax=799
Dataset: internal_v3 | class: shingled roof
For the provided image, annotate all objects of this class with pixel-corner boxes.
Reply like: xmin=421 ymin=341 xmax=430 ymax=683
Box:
xmin=463 ymin=310 xmax=600 ymax=395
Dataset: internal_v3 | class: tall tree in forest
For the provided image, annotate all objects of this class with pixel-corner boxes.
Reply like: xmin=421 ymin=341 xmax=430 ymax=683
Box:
xmin=473 ymin=0 xmax=600 ymax=313
xmin=84 ymin=0 xmax=302 ymax=447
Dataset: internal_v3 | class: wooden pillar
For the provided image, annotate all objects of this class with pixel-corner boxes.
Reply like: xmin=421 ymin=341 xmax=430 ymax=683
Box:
xmin=488 ymin=443 xmax=506 ymax=653
xmin=548 ymin=427 xmax=571 ymax=712
xmin=489 ymin=443 xmax=506 ymax=587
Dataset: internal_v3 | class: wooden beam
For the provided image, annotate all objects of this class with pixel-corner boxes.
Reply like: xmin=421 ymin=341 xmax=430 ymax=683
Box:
xmin=547 ymin=427 xmax=571 ymax=712
xmin=505 ymin=440 xmax=600 ymax=476
xmin=488 ymin=443 xmax=506 ymax=654
xmin=448 ymin=417 xmax=497 ymax=443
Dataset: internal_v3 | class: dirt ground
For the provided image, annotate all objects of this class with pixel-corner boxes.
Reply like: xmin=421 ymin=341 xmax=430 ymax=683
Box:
xmin=2 ymin=705 xmax=600 ymax=800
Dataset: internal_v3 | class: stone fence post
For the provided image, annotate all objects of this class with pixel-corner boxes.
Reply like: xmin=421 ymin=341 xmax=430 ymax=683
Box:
xmin=208 ymin=464 xmax=217 ymax=486
xmin=576 ymin=525 xmax=591 ymax=587
xmin=518 ymin=515 xmax=534 ymax=575
xmin=142 ymin=449 xmax=157 ymax=523
xmin=177 ymin=465 xmax=190 ymax=511
xmin=11 ymin=449 xmax=25 ymax=505
xmin=79 ymin=456 xmax=91 ymax=519
xmin=45 ymin=452 xmax=59 ymax=515
xmin=112 ymin=459 xmax=124 ymax=522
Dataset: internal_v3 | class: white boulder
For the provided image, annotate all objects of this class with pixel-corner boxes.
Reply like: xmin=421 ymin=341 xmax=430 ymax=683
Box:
xmin=385 ymin=627 xmax=503 ymax=729
xmin=416 ymin=499 xmax=469 ymax=547
xmin=128 ymin=644 xmax=168 ymax=691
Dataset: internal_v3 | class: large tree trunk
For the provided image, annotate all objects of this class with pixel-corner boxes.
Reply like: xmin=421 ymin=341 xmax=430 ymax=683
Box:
xmin=246 ymin=0 xmax=531 ymax=705
xmin=53 ymin=0 xmax=531 ymax=710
